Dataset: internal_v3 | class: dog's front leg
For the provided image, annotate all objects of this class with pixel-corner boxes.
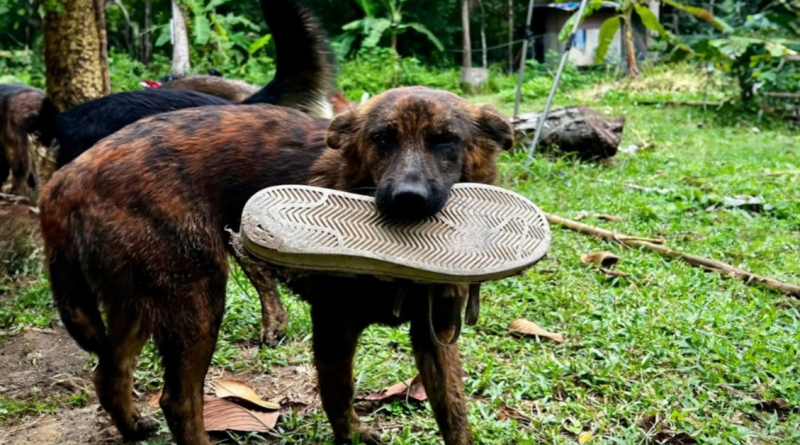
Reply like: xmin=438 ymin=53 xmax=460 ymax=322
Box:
xmin=410 ymin=286 xmax=473 ymax=445
xmin=235 ymin=259 xmax=287 ymax=346
xmin=310 ymin=303 xmax=382 ymax=445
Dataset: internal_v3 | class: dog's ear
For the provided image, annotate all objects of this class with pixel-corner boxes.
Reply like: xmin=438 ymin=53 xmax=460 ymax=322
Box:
xmin=326 ymin=108 xmax=360 ymax=150
xmin=473 ymin=105 xmax=514 ymax=151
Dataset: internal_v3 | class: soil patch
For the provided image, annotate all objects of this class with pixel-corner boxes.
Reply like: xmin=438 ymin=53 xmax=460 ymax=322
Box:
xmin=0 ymin=326 xmax=92 ymax=401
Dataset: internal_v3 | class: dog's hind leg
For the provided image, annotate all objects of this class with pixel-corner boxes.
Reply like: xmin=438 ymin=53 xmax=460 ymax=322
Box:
xmin=235 ymin=259 xmax=287 ymax=346
xmin=48 ymin=250 xmax=155 ymax=440
xmin=155 ymin=276 xmax=226 ymax=445
xmin=409 ymin=285 xmax=474 ymax=445
xmin=310 ymin=302 xmax=382 ymax=445
xmin=94 ymin=308 xmax=156 ymax=440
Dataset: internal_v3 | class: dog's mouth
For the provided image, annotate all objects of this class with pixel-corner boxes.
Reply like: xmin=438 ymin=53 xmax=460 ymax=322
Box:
xmin=374 ymin=182 xmax=448 ymax=221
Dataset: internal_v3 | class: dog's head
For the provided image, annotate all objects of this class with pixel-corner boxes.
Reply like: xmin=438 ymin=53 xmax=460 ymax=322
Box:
xmin=325 ymin=87 xmax=513 ymax=220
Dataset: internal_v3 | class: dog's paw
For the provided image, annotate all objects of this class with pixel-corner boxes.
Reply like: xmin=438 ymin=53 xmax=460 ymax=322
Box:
xmin=259 ymin=325 xmax=286 ymax=348
xmin=120 ymin=416 xmax=158 ymax=441
xmin=356 ymin=427 xmax=384 ymax=445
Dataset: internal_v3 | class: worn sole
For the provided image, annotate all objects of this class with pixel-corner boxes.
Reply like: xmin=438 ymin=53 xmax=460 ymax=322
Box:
xmin=239 ymin=183 xmax=551 ymax=284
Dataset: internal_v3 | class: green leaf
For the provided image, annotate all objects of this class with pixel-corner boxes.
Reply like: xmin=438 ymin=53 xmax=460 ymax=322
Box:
xmin=204 ymin=0 xmax=228 ymax=12
xmin=363 ymin=18 xmax=391 ymax=48
xmin=155 ymin=25 xmax=171 ymax=47
xmin=633 ymin=4 xmax=667 ymax=37
xmin=355 ymin=0 xmax=375 ymax=17
xmin=342 ymin=19 xmax=364 ymax=31
xmin=194 ymin=15 xmax=211 ymax=45
xmin=594 ymin=16 xmax=620 ymax=64
xmin=248 ymin=34 xmax=272 ymax=55
xmin=558 ymin=2 xmax=602 ymax=42
xmin=662 ymin=0 xmax=733 ymax=33
xmin=405 ymin=22 xmax=444 ymax=51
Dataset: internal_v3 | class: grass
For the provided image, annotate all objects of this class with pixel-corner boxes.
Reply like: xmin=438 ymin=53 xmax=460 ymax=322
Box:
xmin=1 ymin=67 xmax=799 ymax=444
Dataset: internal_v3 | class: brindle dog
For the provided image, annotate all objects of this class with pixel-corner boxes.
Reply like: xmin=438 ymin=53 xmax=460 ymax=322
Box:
xmin=39 ymin=86 xmax=512 ymax=445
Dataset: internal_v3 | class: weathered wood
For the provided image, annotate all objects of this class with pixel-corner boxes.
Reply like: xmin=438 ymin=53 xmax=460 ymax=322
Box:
xmin=511 ymin=106 xmax=625 ymax=160
xmin=545 ymin=212 xmax=800 ymax=298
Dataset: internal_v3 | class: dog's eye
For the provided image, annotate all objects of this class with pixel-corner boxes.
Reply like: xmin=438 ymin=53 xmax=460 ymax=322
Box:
xmin=370 ymin=129 xmax=397 ymax=148
xmin=429 ymin=133 xmax=460 ymax=147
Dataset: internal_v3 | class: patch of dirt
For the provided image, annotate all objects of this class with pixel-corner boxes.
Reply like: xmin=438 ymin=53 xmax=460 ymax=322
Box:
xmin=0 ymin=326 xmax=92 ymax=401
xmin=0 ymin=405 xmax=124 ymax=445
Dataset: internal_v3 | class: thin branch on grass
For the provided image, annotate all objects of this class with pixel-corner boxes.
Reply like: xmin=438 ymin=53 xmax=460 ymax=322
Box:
xmin=545 ymin=213 xmax=800 ymax=297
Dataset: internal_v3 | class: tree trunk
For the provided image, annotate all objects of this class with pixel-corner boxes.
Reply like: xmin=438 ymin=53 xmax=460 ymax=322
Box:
xmin=508 ymin=0 xmax=514 ymax=73
xmin=622 ymin=10 xmax=639 ymax=78
xmin=142 ymin=0 xmax=152 ymax=65
xmin=391 ymin=31 xmax=398 ymax=53
xmin=44 ymin=0 xmax=110 ymax=111
xmin=461 ymin=0 xmax=472 ymax=70
xmin=171 ymin=0 xmax=190 ymax=77
xmin=479 ymin=0 xmax=487 ymax=69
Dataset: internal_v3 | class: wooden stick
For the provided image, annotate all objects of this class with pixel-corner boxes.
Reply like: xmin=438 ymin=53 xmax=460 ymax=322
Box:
xmin=545 ymin=212 xmax=800 ymax=297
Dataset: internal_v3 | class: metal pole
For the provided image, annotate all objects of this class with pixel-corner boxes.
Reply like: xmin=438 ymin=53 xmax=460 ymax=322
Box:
xmin=526 ymin=0 xmax=591 ymax=163
xmin=512 ymin=0 xmax=536 ymax=120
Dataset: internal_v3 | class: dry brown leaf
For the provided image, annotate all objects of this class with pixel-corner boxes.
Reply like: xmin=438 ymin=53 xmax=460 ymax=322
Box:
xmin=497 ymin=404 xmax=532 ymax=424
xmin=580 ymin=251 xmax=620 ymax=268
xmin=146 ymin=391 xmax=161 ymax=408
xmin=203 ymin=395 xmax=279 ymax=433
xmin=600 ymin=268 xmax=630 ymax=278
xmin=358 ymin=375 xmax=427 ymax=402
xmin=215 ymin=379 xmax=280 ymax=411
xmin=509 ymin=318 xmax=565 ymax=343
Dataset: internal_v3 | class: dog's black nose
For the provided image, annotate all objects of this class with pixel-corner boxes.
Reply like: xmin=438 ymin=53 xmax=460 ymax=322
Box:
xmin=389 ymin=182 xmax=431 ymax=218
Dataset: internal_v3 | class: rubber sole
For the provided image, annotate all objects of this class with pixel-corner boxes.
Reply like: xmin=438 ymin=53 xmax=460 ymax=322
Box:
xmin=239 ymin=183 xmax=551 ymax=284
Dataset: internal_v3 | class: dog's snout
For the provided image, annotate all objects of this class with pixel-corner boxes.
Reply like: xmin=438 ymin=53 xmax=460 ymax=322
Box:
xmin=391 ymin=182 xmax=430 ymax=214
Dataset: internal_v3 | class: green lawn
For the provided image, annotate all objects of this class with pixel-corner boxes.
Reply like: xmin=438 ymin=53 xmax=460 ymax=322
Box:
xmin=1 ymin=75 xmax=799 ymax=444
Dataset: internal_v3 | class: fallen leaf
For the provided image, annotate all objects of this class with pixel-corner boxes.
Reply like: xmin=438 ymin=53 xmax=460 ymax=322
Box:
xmin=580 ymin=251 xmax=620 ymax=268
xmin=755 ymin=399 xmax=796 ymax=419
xmin=215 ymin=380 xmax=281 ymax=411
xmin=599 ymin=268 xmax=630 ymax=278
xmin=146 ymin=391 xmax=161 ymax=408
xmin=358 ymin=375 xmax=427 ymax=402
xmin=578 ymin=431 xmax=593 ymax=444
xmin=497 ymin=404 xmax=532 ymax=425
xmin=203 ymin=395 xmax=279 ymax=433
xmin=639 ymin=415 xmax=697 ymax=444
xmin=509 ymin=318 xmax=565 ymax=343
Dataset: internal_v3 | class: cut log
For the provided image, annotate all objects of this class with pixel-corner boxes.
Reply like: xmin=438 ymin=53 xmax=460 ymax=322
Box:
xmin=511 ymin=107 xmax=625 ymax=160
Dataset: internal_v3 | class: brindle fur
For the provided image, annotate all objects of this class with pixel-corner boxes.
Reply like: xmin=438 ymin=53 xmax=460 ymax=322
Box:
xmin=0 ymin=85 xmax=46 ymax=199
xmin=159 ymin=75 xmax=259 ymax=103
xmin=39 ymin=87 xmax=513 ymax=445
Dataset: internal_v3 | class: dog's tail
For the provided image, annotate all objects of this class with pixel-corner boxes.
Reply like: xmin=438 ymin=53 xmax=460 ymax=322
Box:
xmin=242 ymin=0 xmax=337 ymax=118
xmin=39 ymin=193 xmax=109 ymax=356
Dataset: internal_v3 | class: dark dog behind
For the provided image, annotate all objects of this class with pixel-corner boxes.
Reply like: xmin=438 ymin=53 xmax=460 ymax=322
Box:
xmin=40 ymin=83 xmax=512 ymax=444
xmin=41 ymin=0 xmax=336 ymax=170
xmin=0 ymin=84 xmax=51 ymax=199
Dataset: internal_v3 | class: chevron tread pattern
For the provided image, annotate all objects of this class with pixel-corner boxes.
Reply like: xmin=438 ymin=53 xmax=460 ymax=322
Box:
xmin=241 ymin=183 xmax=550 ymax=280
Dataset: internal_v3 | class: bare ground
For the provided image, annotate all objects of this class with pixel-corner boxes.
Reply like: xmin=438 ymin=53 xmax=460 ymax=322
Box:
xmin=0 ymin=327 xmax=323 ymax=445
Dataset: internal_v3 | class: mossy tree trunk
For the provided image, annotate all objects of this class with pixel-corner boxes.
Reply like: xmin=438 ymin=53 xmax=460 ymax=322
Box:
xmin=44 ymin=0 xmax=110 ymax=111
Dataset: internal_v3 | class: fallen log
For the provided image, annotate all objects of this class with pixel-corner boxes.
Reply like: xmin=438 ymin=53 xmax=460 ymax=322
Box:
xmin=511 ymin=106 xmax=625 ymax=160
xmin=545 ymin=212 xmax=800 ymax=297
